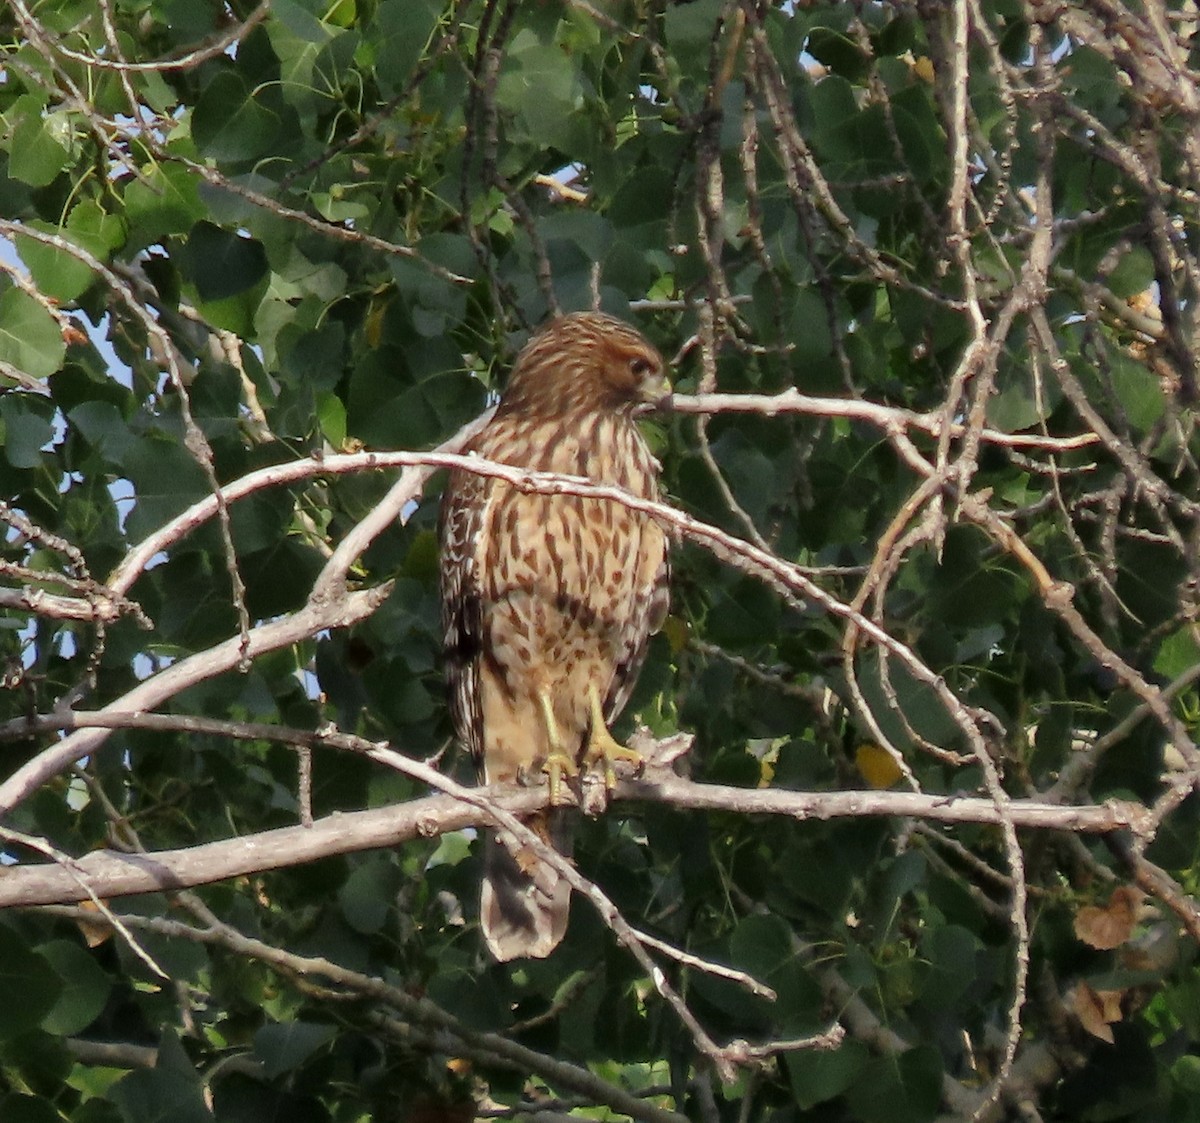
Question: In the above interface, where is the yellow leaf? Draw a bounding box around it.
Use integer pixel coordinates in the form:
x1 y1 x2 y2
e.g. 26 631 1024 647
855 743 903 789
323 0 356 28
76 899 112 948
364 293 389 349
662 615 690 655
912 56 936 83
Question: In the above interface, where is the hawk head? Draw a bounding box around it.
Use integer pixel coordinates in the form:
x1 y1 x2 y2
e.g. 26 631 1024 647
498 311 670 418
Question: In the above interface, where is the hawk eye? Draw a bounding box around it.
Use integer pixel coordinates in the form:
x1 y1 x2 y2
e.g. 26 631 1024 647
629 357 654 378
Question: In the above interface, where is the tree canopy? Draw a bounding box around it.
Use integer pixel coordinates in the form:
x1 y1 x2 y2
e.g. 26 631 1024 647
2 1 1200 1120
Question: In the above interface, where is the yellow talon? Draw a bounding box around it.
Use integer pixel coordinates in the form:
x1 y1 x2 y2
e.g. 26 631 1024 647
584 683 642 790
537 690 578 804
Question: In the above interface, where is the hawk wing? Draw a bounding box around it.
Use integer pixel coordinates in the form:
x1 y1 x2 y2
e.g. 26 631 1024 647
602 479 670 724
438 463 486 770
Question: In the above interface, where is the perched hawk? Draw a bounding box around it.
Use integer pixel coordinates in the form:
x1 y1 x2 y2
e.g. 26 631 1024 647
438 311 671 960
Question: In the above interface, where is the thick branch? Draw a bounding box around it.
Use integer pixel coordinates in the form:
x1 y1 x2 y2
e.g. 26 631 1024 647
0 770 1148 909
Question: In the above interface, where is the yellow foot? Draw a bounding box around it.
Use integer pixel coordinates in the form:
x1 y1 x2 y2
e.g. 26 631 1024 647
537 690 578 804
583 683 642 791
545 748 579 804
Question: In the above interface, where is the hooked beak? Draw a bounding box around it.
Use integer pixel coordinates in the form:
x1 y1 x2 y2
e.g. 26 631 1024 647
640 372 673 409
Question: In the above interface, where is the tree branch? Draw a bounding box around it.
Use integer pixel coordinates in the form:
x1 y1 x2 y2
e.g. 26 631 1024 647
0 758 1149 909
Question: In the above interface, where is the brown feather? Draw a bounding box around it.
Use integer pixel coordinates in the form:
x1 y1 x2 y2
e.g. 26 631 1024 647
438 312 670 960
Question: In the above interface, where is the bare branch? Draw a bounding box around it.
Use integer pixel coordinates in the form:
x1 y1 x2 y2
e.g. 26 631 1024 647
0 724 1148 910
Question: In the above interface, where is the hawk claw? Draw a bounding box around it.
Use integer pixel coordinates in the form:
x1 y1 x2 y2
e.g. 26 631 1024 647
536 684 641 800
584 683 642 791
544 747 579 805
537 690 578 805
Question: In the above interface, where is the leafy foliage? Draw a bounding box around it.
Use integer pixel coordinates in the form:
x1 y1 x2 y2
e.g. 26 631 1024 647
2 1 1200 1120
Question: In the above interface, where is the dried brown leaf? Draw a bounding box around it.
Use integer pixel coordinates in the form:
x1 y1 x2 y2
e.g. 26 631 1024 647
1071 980 1125 1044
1073 885 1144 949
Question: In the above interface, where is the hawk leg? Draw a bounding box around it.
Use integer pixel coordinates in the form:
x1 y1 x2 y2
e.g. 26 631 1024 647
584 682 642 790
536 689 578 804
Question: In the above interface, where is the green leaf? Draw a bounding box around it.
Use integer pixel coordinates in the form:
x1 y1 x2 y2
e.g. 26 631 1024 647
372 0 443 94
496 33 582 148
276 321 346 392
0 393 55 468
705 576 781 647
918 925 980 1011
844 1046 944 1123
17 234 90 305
109 1068 213 1123
890 85 946 184
263 0 338 124
15 202 127 303
810 75 862 164
7 97 70 187
316 390 347 448
74 198 127 250
37 940 112 1036
1107 245 1155 299
1172 1055 1200 1095
1064 46 1124 117
254 1021 337 1078
1110 352 1165 431
227 492 291 555
664 0 725 46
180 221 269 303
1155 628 1200 680
125 164 205 250
855 652 962 751
729 912 792 979
0 925 62 1039
68 400 136 464
192 70 284 162
178 221 270 335
986 376 1047 431
325 0 356 29
728 913 824 1033
785 1040 871 1110
0 288 65 381
122 434 211 539
239 538 324 619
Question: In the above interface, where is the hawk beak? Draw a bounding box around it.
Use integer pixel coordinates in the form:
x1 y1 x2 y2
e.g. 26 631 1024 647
641 373 672 408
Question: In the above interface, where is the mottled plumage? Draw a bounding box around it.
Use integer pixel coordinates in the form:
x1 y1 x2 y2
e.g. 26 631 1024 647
438 311 671 960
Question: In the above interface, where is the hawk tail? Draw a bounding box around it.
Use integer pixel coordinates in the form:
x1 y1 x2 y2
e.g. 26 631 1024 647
480 810 572 961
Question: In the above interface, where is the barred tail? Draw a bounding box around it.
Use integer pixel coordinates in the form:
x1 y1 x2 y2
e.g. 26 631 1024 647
479 811 572 961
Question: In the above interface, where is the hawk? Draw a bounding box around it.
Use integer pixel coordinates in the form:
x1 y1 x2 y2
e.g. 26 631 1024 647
438 311 671 960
